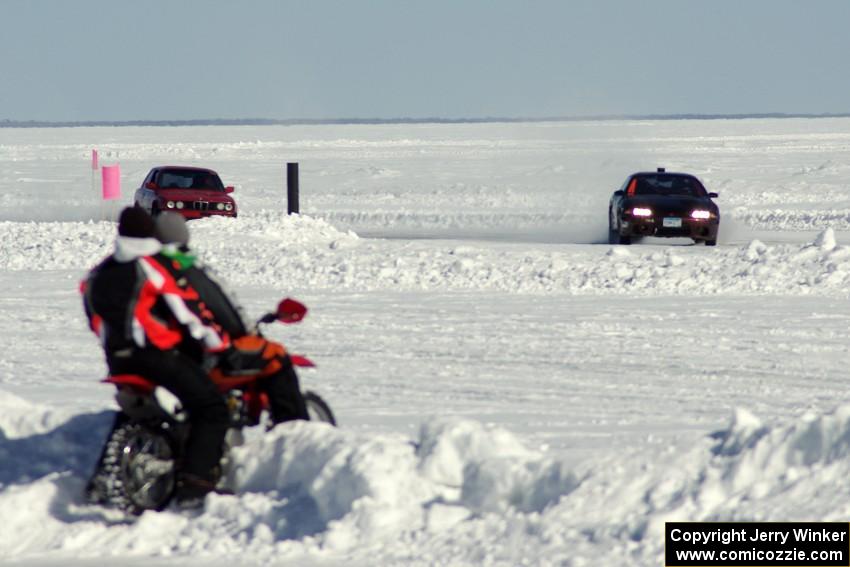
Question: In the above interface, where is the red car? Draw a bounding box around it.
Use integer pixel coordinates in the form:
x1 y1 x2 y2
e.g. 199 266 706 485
134 166 237 219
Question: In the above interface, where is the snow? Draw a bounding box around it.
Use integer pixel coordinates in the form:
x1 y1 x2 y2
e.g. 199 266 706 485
3 118 850 565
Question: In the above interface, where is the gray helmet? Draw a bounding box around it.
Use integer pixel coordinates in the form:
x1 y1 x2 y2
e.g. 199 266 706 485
154 212 190 246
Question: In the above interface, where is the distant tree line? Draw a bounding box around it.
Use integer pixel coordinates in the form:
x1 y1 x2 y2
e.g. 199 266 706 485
1 114 850 128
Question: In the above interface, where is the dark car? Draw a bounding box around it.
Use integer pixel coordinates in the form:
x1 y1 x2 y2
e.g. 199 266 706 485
608 168 719 245
133 166 237 219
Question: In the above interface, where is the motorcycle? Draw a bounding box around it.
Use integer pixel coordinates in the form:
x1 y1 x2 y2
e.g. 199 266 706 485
85 298 335 515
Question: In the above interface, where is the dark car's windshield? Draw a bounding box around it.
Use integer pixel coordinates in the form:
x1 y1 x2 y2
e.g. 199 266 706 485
628 174 707 197
156 170 224 191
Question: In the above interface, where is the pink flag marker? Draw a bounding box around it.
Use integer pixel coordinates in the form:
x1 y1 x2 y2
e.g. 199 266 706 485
101 165 121 201
92 149 98 170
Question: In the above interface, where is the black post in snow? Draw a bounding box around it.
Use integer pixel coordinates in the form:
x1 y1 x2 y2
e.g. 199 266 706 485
287 162 300 215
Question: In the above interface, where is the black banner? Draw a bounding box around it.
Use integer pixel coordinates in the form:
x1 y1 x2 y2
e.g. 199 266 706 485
666 522 849 566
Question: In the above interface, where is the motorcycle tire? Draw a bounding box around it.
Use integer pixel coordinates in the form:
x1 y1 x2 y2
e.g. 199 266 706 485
304 390 337 426
94 421 177 515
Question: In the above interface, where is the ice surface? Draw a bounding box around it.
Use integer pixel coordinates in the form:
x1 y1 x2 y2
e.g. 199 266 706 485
3 119 850 565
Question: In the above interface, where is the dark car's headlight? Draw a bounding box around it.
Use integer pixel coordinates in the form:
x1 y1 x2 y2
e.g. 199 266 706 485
691 209 711 219
632 207 652 217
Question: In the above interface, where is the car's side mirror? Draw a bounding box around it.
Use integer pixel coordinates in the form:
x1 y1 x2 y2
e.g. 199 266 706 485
613 190 624 197
225 186 234 194
145 181 158 190
708 192 719 198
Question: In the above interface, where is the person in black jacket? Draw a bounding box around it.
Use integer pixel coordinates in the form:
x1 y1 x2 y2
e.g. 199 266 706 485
154 212 309 424
82 207 230 508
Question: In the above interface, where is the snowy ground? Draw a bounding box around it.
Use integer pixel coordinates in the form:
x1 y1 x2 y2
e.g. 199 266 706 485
3 119 850 565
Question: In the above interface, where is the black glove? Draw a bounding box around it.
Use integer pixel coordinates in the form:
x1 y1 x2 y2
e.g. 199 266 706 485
214 345 266 375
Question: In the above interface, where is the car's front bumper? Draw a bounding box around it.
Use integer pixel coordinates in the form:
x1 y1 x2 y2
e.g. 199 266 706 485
621 217 718 240
172 209 237 220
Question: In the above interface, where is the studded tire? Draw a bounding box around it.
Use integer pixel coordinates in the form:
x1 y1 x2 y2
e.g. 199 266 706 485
88 422 176 515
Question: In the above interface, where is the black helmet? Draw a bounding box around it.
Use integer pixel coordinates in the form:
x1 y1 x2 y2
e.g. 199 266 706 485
117 206 155 238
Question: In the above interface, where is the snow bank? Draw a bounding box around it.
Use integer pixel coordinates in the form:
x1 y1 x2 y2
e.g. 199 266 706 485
0 213 357 273
513 404 850 566
190 225 850 296
8 388 850 565
0 391 110 492
0 392 578 563
733 209 850 231
0 390 74 439
395 403 850 566
5 213 850 297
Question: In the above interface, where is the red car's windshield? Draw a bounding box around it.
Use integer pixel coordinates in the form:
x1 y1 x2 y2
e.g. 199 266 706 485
628 174 707 197
156 170 224 191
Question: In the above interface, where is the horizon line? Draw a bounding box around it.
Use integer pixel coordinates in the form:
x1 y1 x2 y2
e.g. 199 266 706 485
2 112 850 128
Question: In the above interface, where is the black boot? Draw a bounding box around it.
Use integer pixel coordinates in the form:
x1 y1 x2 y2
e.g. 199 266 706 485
174 473 217 510
266 359 310 424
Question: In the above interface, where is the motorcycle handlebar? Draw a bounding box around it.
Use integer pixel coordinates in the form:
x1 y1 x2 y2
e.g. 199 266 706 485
254 298 308 329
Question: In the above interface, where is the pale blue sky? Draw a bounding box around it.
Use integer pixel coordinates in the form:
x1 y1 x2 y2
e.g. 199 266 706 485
2 0 849 121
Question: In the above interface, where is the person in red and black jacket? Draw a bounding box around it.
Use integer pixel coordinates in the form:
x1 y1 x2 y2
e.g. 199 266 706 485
81 206 230 507
153 212 309 425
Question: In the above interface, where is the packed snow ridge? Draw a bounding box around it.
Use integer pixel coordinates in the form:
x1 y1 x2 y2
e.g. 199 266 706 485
2 212 850 297
3 389 850 565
